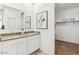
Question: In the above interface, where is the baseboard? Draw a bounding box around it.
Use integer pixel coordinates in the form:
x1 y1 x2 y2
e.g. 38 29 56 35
56 39 79 45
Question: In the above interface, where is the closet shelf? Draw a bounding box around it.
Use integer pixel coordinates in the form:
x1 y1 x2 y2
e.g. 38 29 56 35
56 20 79 23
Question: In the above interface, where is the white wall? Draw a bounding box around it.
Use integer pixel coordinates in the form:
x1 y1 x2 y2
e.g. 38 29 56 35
56 7 79 44
56 7 79 22
33 3 55 54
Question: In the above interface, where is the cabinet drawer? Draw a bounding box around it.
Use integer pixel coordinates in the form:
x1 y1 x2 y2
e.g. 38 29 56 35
16 38 28 55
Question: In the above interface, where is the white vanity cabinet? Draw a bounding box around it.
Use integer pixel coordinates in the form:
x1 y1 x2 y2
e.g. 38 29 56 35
16 38 28 55
0 33 40 55
16 34 40 55
28 35 40 54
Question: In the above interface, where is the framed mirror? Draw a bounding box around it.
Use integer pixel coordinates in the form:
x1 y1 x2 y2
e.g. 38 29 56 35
0 5 4 29
24 16 31 29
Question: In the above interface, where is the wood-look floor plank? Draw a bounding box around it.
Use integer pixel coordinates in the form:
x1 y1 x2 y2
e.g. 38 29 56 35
55 40 79 55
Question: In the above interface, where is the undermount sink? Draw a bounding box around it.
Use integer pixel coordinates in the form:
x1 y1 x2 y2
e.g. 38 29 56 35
24 31 35 33
0 35 2 41
16 31 35 35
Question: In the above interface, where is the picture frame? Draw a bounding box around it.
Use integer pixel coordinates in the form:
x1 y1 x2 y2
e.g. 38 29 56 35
36 11 48 29
24 16 31 29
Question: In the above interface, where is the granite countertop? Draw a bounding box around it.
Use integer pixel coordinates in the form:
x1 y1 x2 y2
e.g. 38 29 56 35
0 31 40 42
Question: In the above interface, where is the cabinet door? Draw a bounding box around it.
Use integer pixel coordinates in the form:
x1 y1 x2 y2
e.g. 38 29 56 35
1 40 18 55
2 44 16 55
0 47 2 55
28 35 40 54
0 43 2 55
16 38 28 55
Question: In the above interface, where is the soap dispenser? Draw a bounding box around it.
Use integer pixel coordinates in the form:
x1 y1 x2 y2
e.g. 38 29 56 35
1 25 5 29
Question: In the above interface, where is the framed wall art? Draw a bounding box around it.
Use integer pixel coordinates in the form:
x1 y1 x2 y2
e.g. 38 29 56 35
25 16 31 29
36 11 48 29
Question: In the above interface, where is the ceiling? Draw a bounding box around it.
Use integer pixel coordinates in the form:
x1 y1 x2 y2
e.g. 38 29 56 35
2 3 79 13
55 3 79 13
1 3 34 12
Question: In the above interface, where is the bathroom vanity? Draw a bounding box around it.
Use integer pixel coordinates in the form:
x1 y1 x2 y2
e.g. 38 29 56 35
0 31 40 55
